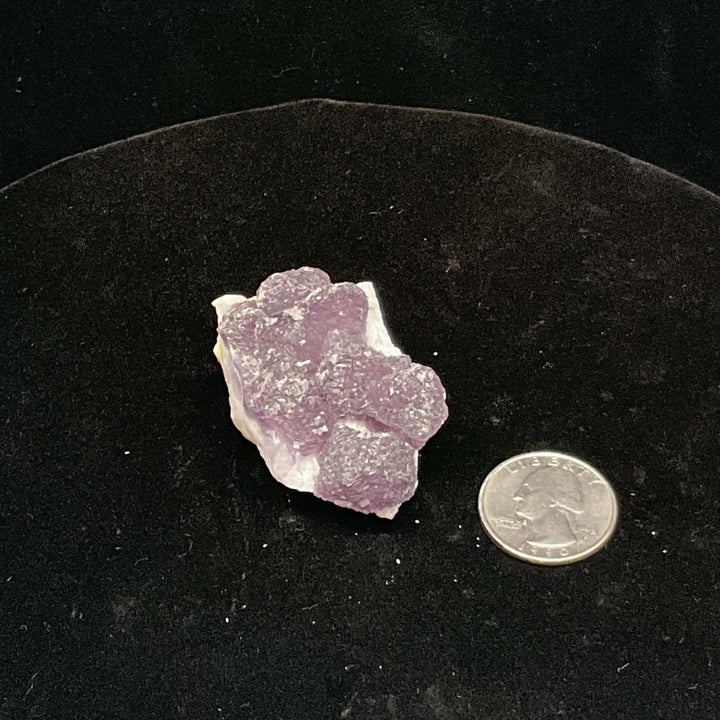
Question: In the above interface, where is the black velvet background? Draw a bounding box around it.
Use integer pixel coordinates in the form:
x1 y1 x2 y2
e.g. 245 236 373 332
2 100 719 718
3 1 720 194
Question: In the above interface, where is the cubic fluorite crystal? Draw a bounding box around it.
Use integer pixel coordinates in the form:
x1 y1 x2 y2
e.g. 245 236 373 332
213 267 448 518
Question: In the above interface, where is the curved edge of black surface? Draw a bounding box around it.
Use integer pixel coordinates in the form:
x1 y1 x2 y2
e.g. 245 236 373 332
3 98 719 205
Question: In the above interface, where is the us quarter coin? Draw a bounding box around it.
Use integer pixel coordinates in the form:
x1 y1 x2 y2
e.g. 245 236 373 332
478 451 618 565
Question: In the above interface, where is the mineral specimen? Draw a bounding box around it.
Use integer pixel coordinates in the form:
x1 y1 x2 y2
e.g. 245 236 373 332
212 267 448 518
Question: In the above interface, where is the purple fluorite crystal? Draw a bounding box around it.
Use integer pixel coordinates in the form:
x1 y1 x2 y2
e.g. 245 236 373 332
213 267 448 518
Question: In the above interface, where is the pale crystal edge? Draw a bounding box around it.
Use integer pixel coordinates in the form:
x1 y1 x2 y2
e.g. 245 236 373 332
212 280 418 518
213 333 318 492
356 281 403 357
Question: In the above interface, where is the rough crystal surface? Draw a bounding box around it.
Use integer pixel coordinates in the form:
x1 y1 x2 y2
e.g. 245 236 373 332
315 422 418 513
213 267 448 518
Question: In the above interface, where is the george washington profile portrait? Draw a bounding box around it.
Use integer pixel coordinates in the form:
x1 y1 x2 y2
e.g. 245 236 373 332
512 466 587 548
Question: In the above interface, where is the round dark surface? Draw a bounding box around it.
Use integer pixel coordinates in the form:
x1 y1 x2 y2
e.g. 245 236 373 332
2 100 719 719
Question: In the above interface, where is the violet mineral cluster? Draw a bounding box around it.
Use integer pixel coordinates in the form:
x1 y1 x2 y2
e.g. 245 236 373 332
212 267 448 518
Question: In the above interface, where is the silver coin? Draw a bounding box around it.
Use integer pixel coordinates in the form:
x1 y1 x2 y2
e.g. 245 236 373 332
478 451 618 565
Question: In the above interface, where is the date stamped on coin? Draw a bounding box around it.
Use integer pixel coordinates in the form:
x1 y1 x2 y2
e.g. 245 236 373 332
478 451 618 565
